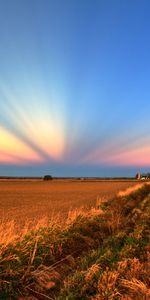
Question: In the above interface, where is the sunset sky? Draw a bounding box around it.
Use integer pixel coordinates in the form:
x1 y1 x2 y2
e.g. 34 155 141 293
0 0 150 177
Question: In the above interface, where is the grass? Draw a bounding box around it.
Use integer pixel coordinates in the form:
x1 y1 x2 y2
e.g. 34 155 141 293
0 183 150 299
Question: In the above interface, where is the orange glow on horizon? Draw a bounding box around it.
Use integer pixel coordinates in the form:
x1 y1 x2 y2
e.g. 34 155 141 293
0 152 19 164
0 126 43 164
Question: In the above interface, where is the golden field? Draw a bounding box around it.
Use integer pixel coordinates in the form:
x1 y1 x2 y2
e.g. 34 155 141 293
0 179 139 226
0 182 150 299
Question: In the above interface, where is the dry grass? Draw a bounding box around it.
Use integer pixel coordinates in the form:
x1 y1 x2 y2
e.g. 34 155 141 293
121 278 150 298
117 183 148 196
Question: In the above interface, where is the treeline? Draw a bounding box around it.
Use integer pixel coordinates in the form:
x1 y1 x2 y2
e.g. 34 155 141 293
0 176 43 180
0 176 136 180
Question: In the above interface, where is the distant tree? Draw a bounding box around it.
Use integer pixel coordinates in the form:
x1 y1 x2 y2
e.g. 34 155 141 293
43 175 53 181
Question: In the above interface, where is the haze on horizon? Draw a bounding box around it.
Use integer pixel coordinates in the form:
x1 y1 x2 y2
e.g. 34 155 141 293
0 0 150 177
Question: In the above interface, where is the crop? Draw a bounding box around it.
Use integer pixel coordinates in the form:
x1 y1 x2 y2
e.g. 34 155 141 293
0 180 138 228
0 183 150 299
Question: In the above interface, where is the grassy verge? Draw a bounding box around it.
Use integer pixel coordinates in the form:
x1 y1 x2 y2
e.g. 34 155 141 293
0 184 150 299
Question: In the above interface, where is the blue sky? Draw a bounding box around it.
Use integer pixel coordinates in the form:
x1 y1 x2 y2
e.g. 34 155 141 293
0 0 150 176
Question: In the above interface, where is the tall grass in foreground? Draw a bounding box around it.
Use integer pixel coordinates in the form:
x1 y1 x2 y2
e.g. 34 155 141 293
0 184 150 299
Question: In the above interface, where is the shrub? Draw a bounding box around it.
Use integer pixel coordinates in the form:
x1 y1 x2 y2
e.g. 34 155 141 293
43 175 53 181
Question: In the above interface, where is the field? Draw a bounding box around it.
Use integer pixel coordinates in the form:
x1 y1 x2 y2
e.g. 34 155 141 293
0 182 150 299
0 180 139 227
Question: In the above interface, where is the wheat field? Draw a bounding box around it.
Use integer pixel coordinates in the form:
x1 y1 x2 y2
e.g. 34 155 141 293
0 179 139 227
0 181 149 299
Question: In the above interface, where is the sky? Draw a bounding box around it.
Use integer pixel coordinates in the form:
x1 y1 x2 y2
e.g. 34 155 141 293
0 0 150 177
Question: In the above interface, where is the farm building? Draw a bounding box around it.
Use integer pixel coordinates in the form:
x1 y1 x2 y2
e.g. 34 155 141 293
136 172 150 180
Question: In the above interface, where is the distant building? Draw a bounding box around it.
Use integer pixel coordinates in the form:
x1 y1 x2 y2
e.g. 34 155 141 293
141 173 149 180
136 172 150 180
135 172 141 180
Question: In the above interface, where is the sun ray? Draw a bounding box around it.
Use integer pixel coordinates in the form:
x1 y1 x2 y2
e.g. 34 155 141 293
0 126 43 164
